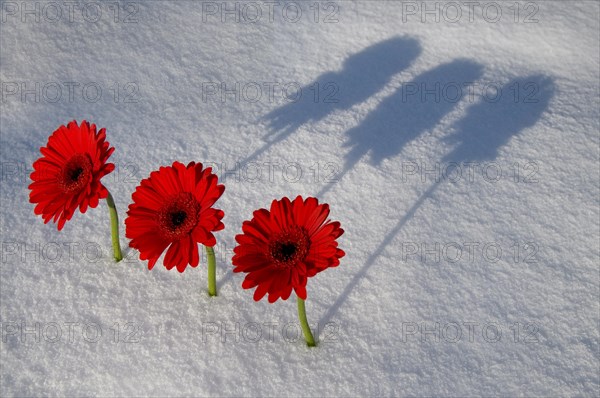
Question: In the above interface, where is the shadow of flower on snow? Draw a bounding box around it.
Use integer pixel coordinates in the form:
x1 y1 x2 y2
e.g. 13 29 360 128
317 75 556 332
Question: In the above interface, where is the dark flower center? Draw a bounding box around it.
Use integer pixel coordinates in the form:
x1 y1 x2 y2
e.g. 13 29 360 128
170 211 187 227
158 193 200 240
69 167 84 181
60 154 92 193
269 227 310 268
278 243 297 261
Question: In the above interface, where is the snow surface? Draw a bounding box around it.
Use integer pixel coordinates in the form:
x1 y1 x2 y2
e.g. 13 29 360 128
1 0 599 396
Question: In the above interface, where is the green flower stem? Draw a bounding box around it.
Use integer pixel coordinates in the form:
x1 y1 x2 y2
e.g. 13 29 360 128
206 245 217 296
297 297 316 347
106 191 123 262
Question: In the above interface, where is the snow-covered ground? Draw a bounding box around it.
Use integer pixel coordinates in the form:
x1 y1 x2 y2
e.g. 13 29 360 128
1 1 599 396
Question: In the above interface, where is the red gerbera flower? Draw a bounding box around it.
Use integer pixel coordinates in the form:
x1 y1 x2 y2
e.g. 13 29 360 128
232 196 345 303
29 120 115 230
125 161 225 275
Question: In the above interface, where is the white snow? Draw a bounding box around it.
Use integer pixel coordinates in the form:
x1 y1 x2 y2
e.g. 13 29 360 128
1 1 599 396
